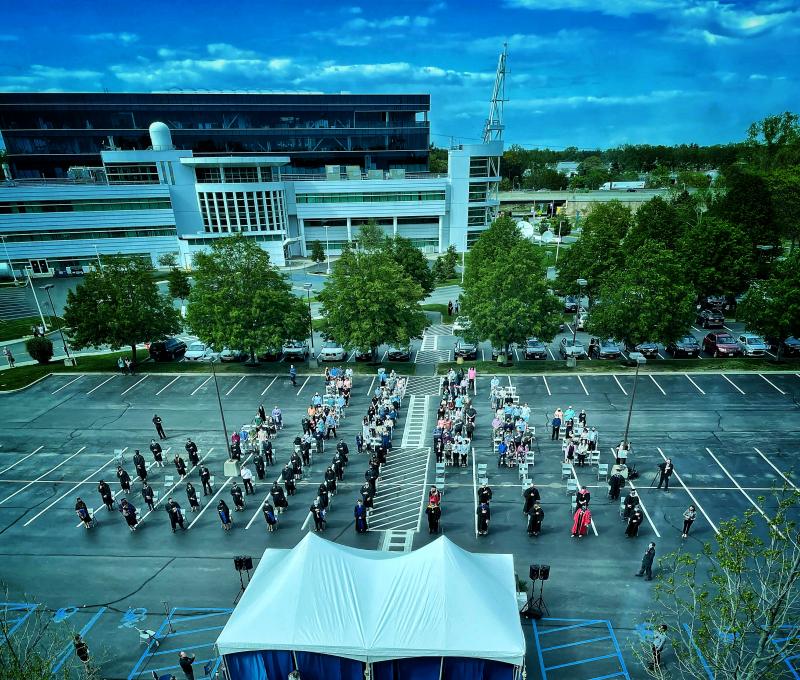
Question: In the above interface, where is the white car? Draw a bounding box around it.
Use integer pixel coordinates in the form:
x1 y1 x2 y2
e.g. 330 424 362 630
319 340 346 362
737 333 769 357
184 341 214 361
452 316 471 334
219 348 247 362
576 310 588 331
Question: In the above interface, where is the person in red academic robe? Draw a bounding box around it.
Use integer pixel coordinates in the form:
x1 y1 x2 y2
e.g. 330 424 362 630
571 503 592 538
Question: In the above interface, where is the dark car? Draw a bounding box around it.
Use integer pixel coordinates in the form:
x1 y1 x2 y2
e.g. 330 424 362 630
588 338 622 360
148 338 187 362
667 336 701 358
387 344 412 361
766 336 800 357
697 308 725 329
524 337 548 360
628 341 660 358
454 341 478 360
355 348 376 362
703 332 740 357
257 347 282 362
563 296 579 313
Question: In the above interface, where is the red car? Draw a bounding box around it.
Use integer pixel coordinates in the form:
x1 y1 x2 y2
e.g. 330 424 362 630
703 332 740 358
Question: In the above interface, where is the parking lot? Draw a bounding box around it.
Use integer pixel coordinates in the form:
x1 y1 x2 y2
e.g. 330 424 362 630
1 367 799 678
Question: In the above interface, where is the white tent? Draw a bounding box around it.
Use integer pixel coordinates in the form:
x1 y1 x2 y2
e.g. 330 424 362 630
216 533 526 666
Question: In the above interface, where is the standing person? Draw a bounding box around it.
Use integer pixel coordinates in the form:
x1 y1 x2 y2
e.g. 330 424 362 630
199 465 213 495
230 483 245 511
75 498 92 528
477 501 491 536
132 450 147 482
97 480 114 511
263 500 278 532
3 347 15 368
608 471 625 501
650 625 668 671
185 483 200 512
185 438 199 467
522 482 541 515
571 503 592 538
551 412 562 440
141 482 155 511
289 364 297 387
478 483 492 505
527 502 544 537
119 499 138 532
153 414 166 440
636 542 656 580
178 651 196 680
454 300 460 315
257 403 267 423
116 466 132 494
626 508 644 537
426 501 442 534
117 356 125 374
217 500 232 531
173 454 187 479
310 501 325 532
241 464 255 495
447 300 454 316
271 482 288 513
623 490 639 519
467 365 477 394
657 458 674 490
354 499 368 533
682 505 697 538
165 498 185 532
150 439 164 467
253 453 266 481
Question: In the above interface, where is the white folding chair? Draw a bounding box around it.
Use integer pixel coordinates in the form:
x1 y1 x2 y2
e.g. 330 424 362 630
477 463 488 477
597 463 609 481
570 494 576 513
566 478 578 495
561 463 571 480
163 475 174 487
525 453 535 468
521 477 531 489
590 451 600 467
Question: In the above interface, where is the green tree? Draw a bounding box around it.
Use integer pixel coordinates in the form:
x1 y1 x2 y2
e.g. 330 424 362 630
428 144 448 174
622 196 684 255
746 111 800 170
433 245 460 283
187 236 309 360
63 256 180 363
767 166 800 252
676 170 712 189
167 267 191 303
636 490 800 679
356 220 387 251
463 215 521 287
386 236 435 298
587 242 695 348
317 248 427 356
309 240 326 264
25 336 53 364
646 165 672 188
710 166 779 250
157 252 178 268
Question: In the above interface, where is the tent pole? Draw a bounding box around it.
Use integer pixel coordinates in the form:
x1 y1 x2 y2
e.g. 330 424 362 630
292 650 299 672
364 661 372 680
438 656 444 680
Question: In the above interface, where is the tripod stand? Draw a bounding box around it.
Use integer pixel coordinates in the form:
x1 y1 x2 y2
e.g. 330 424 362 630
519 580 549 619
649 469 660 488
530 579 549 617
233 567 252 604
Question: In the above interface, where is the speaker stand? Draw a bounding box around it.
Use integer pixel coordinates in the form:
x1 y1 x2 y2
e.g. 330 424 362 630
531 581 549 617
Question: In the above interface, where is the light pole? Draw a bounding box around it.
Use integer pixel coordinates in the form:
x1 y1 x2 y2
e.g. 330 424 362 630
572 278 587 346
93 245 103 271
209 356 232 459
323 224 331 275
622 353 647 446
1 235 17 283
303 283 315 353
555 220 563 264
25 268 48 332
41 283 75 365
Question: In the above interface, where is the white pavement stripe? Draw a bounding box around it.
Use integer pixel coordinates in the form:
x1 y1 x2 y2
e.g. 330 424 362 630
0 447 85 505
722 374 745 395
296 376 310 396
759 374 786 395
416 447 432 533
706 447 783 538
685 374 705 394
189 477 233 529
656 447 717 535
245 490 272 529
547 347 556 361
649 375 666 396
87 375 117 395
190 376 213 396
0 445 43 476
608 448 659 538
225 376 245 396
753 447 800 492
24 455 117 526
569 465 598 536
657 352 665 360
156 376 180 396
120 375 148 396
577 375 589 396
507 375 513 387
613 375 627 396
260 376 277 396
366 376 376 396
51 375 84 394
542 376 551 396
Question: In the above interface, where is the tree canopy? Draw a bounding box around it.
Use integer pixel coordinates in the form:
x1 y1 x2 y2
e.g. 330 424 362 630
622 196 684 255
186 236 309 358
63 256 180 362
386 236 435 298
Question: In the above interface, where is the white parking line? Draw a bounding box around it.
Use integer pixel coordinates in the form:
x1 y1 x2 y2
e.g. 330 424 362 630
759 374 786 395
0 447 85 505
765 351 776 358
576 375 589 396
547 347 556 361
514 348 521 362
188 477 233 529
365 376 376 396
296 376 310 396
657 352 665 360
245 489 273 529
120 375 148 396
507 375 513 387
542 375 551 396
86 375 117 395
51 375 84 394
685 374 705 394
190 376 213 396
691 326 704 334
649 375 666 396
721 374 745 395
612 375 627 395
656 447 717 534
156 376 180 396
0 445 43 476
481 348 486 361
347 350 356 362
381 349 388 362
608 448 659 537
569 465 598 536
225 376 245 396
260 376 277 396
753 447 800 492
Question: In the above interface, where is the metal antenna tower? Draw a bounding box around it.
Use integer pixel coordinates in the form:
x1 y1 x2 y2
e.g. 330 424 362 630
482 43 508 143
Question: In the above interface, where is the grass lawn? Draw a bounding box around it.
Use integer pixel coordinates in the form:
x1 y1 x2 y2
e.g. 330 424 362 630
422 304 456 323
0 316 66 342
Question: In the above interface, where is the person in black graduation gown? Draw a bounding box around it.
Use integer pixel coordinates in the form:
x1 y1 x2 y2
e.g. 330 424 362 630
576 486 590 511
141 482 155 511
478 484 492 504
426 502 441 534
116 466 132 494
522 482 540 515
98 481 114 510
132 450 148 481
360 482 374 510
311 501 325 531
199 466 213 495
75 498 92 528
324 466 337 495
230 483 245 511
354 499 368 533
166 498 184 532
185 439 200 467
626 508 643 537
336 440 349 464
253 453 266 480
173 455 187 478
477 502 491 535
271 482 288 513
608 472 625 501
527 502 544 536
623 490 639 519
263 501 278 532
282 464 296 496
217 500 232 530
263 439 274 466
150 440 164 467
317 483 330 511
185 482 200 512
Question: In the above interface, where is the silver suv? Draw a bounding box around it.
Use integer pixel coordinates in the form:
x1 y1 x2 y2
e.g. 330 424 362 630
737 333 768 357
282 340 309 359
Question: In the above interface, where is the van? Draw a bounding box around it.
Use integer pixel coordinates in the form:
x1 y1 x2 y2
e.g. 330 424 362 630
149 338 187 361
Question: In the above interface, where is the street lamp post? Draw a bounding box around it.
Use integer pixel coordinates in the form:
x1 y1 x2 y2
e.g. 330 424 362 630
25 268 48 332
572 278 588 347
622 353 647 446
1 235 17 283
303 283 315 353
209 356 232 459
323 224 331 275
41 283 75 365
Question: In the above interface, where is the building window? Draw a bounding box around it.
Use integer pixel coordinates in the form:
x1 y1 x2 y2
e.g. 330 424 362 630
198 190 287 234
223 166 260 183
0 197 171 213
467 206 490 227
295 191 445 204
105 163 160 184
0 227 177 242
195 167 222 183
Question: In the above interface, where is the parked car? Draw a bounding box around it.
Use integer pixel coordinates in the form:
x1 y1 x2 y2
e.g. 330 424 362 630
184 341 214 361
778 336 800 357
454 340 478 360
148 338 187 362
282 340 309 360
220 348 247 362
697 308 725 329
319 340 346 362
667 335 702 358
524 337 548 360
737 333 769 357
355 348 376 362
576 310 588 331
703 332 740 357
628 341 660 358
387 344 412 361
452 316 471 334
563 296 579 313
257 347 282 362
559 337 586 359
588 338 622 360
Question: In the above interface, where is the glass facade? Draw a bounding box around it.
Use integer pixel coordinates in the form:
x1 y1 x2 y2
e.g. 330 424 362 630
105 163 160 184
198 189 286 233
1 226 177 242
296 191 445 204
0 197 172 213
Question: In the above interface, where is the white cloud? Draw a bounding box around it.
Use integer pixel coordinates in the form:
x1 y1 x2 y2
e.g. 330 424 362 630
508 89 692 110
29 65 103 79
749 73 768 80
81 32 139 44
504 0 665 17
341 5 362 13
206 43 259 59
468 28 597 53
429 1 447 11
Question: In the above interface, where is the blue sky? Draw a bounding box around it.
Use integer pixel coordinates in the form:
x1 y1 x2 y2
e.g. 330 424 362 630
1 0 798 149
